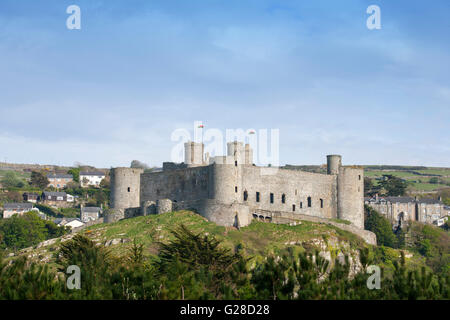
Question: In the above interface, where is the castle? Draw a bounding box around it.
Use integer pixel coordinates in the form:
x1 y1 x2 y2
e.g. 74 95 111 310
108 141 371 239
365 195 447 230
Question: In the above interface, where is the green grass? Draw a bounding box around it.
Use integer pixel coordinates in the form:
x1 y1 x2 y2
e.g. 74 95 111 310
84 210 366 259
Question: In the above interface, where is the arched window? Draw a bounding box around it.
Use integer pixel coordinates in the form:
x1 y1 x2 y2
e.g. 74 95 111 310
307 197 312 207
292 204 296 211
243 191 248 201
281 194 286 203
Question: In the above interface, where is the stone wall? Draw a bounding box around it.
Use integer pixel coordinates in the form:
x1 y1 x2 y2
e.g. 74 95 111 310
140 166 210 203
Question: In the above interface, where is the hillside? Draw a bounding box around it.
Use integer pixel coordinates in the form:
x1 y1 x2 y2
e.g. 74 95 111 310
7 210 429 276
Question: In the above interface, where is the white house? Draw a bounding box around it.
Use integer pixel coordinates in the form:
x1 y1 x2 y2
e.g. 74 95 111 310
54 218 85 229
80 171 106 188
2 203 34 219
81 206 102 223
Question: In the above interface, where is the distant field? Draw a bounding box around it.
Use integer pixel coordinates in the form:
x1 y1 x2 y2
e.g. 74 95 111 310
0 169 31 180
364 167 450 192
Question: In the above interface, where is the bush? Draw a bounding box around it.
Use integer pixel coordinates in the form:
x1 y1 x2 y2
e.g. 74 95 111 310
364 205 398 248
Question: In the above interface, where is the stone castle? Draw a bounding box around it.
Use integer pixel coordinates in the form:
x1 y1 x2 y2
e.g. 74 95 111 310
365 195 447 230
108 141 373 243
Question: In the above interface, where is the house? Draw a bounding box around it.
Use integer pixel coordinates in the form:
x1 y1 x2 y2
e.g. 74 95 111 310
80 206 102 223
42 191 67 202
53 218 85 229
2 202 34 218
23 192 40 203
47 173 73 188
80 171 105 188
365 195 446 229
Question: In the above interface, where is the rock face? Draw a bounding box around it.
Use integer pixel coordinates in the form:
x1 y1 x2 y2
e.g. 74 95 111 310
301 237 363 279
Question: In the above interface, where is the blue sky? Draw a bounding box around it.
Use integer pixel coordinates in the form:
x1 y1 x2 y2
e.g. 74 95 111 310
0 0 449 168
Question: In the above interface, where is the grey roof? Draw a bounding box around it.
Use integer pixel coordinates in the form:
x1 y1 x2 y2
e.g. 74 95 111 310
80 171 105 176
3 202 33 210
47 173 73 179
417 198 443 205
366 196 443 205
42 191 67 197
53 218 82 225
383 196 416 203
81 207 101 213
23 192 40 196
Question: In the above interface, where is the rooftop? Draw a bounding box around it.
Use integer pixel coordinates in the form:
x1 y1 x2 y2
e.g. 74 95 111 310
3 202 33 210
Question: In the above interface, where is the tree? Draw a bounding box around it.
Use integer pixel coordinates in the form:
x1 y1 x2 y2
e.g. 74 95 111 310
30 171 49 189
364 205 398 247
364 177 376 197
130 160 149 170
378 175 408 196
68 168 80 183
0 211 48 250
0 171 24 189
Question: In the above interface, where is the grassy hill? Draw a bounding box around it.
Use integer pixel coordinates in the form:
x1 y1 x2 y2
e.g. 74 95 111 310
7 210 431 277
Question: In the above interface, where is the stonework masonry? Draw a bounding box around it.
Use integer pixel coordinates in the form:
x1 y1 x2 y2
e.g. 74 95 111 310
109 141 375 244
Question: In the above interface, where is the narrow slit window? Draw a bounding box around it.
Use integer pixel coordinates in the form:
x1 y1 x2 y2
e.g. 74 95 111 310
292 204 296 211
256 192 260 202
308 197 312 207
235 186 238 193
127 187 131 192
270 193 274 204
243 191 248 201
281 194 286 204
320 199 324 208
300 202 303 208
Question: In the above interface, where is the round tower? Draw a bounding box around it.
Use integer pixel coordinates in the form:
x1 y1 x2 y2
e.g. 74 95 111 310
184 141 204 167
327 155 342 175
337 166 364 229
110 167 144 212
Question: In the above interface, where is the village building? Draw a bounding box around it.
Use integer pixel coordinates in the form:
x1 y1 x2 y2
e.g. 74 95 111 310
54 218 85 229
23 192 40 203
364 195 446 229
2 202 34 218
80 206 102 223
47 173 73 188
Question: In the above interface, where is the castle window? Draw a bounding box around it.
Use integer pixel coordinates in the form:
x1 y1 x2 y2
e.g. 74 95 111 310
281 194 286 204
358 175 361 180
256 192 260 202
292 204 296 211
127 187 131 192
320 199 324 208
235 161 238 166
270 193 274 204
300 202 303 208
244 191 248 201
307 197 312 207
235 186 238 193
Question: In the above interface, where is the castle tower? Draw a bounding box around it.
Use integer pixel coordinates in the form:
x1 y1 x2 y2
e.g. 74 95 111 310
110 167 144 218
244 143 253 165
327 155 342 175
227 141 245 165
184 141 204 167
337 166 364 229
